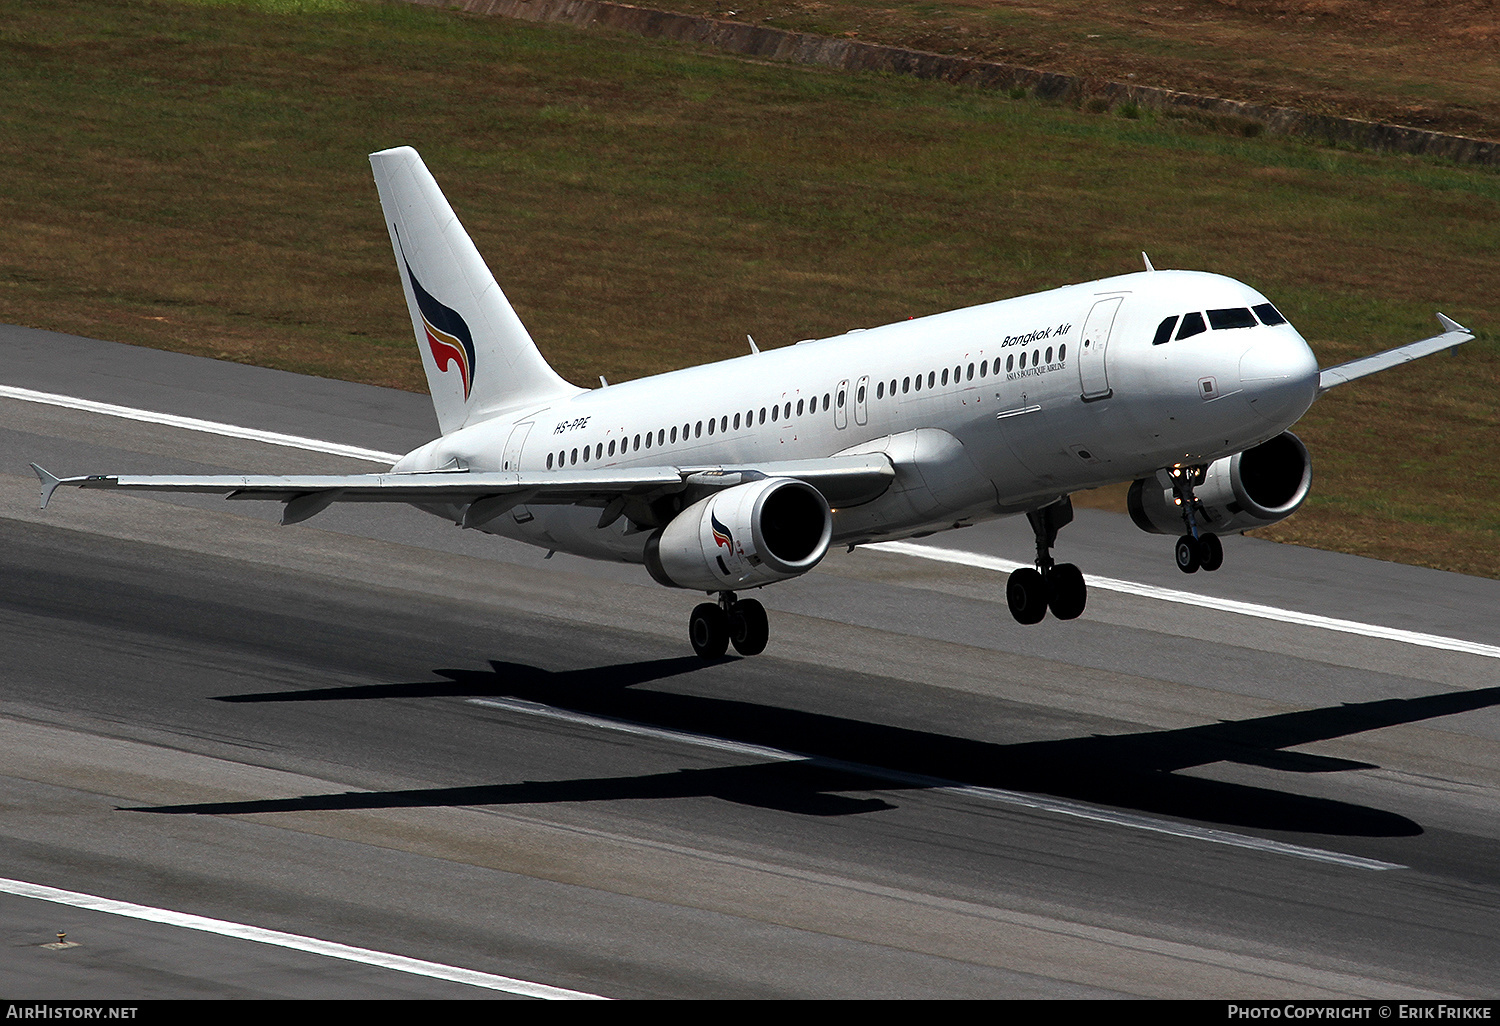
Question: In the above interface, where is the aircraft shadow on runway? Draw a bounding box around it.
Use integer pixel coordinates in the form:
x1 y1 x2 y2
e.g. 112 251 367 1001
138 662 1500 836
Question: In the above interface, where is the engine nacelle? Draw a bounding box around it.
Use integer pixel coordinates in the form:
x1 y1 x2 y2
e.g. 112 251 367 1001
644 477 832 591
1128 431 1312 536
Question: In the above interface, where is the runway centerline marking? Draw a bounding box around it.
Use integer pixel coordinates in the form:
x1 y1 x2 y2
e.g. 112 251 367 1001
0 876 605 999
11 385 1492 662
470 697 1405 872
870 540 1500 661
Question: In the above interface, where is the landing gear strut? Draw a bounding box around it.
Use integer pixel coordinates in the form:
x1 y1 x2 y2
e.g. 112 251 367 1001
1007 497 1087 625
1166 465 1223 574
690 591 769 659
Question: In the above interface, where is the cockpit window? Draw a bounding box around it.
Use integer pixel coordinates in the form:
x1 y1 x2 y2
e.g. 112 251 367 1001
1176 312 1206 340
1253 302 1287 326
1208 308 1257 330
1153 315 1179 346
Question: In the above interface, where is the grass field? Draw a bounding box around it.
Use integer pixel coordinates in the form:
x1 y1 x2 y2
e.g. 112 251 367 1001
679 0 1500 142
2 0 1498 573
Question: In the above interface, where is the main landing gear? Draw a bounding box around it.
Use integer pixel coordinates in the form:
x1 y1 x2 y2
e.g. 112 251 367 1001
689 591 769 659
1166 465 1224 574
1007 497 1087 625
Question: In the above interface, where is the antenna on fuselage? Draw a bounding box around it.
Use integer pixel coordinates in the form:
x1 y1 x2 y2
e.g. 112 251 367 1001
1142 252 1156 272
747 334 760 355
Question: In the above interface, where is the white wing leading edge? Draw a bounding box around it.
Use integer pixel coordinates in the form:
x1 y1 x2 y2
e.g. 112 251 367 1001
1316 313 1474 394
31 455 895 529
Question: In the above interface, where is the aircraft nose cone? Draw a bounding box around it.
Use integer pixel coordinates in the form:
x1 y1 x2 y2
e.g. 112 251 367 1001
1240 337 1319 428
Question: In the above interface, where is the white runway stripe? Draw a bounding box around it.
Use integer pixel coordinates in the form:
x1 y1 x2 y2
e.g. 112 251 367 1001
0 876 606 999
0 385 403 464
871 540 1500 661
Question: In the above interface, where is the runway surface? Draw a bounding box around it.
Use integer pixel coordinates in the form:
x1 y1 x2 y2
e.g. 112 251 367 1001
2 323 1499 998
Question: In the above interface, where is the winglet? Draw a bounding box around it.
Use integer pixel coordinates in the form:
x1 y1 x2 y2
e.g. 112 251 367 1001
30 463 63 509
1437 312 1467 334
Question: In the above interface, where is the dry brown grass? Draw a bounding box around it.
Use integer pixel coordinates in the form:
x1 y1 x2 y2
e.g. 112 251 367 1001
688 0 1500 140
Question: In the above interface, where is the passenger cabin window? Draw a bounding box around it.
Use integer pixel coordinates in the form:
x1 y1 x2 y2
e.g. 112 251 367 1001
1059 344 1066 361
1153 315 1179 346
1253 303 1287 326
1176 312 1207 340
1208 307 1257 330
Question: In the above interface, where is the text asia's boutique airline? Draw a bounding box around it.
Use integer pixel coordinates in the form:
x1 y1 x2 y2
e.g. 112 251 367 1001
34 148 1475 658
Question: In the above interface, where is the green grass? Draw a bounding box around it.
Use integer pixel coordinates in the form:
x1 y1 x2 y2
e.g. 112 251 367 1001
2 0 1499 573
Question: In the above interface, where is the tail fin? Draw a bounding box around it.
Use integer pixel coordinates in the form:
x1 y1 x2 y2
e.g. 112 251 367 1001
369 146 581 434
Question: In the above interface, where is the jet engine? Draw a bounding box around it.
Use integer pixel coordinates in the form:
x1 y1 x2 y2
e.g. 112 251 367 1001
644 477 833 591
1127 431 1312 536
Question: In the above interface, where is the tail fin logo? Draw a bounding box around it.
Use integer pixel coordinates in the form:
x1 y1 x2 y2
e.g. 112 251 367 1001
396 227 477 400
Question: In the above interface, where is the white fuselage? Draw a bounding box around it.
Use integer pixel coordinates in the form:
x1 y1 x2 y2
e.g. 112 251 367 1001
392 269 1320 566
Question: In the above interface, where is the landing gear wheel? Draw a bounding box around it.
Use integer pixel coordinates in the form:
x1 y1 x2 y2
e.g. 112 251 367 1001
1007 568 1048 625
689 602 729 659
1175 535 1200 574
728 599 769 656
1045 563 1087 620
1196 532 1223 572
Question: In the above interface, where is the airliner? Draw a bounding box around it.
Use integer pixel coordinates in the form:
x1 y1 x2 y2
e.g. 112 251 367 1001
32 147 1475 658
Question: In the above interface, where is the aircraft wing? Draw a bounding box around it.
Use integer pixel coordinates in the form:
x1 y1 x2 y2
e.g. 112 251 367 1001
31 454 894 527
1316 313 1474 394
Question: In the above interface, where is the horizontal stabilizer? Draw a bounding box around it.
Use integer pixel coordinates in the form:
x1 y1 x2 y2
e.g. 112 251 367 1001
1317 314 1475 393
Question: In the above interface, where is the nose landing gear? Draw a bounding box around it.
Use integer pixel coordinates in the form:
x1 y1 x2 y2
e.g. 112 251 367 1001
1166 465 1223 574
690 591 769 659
1007 497 1088 624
